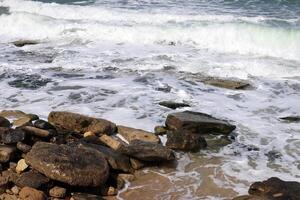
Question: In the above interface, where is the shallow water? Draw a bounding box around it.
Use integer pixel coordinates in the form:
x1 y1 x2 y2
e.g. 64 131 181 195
0 0 299 199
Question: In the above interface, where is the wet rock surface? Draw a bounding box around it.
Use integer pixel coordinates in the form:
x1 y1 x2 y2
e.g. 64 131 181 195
117 125 160 143
0 117 10 128
203 77 251 90
158 101 190 109
25 142 109 186
8 74 51 90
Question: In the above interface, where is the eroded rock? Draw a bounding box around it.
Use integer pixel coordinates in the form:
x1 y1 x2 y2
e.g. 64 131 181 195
117 125 160 143
166 131 207 151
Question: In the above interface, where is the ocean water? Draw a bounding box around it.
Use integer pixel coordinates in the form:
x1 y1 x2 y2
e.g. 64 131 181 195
0 0 299 199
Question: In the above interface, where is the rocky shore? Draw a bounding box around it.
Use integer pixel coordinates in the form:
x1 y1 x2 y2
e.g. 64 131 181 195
0 109 299 200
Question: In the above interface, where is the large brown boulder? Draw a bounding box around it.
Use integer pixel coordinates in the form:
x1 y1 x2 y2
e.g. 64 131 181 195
117 125 160 143
120 140 175 162
48 111 116 135
25 142 109 187
166 111 236 135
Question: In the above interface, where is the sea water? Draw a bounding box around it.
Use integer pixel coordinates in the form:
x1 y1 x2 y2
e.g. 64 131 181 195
0 0 299 199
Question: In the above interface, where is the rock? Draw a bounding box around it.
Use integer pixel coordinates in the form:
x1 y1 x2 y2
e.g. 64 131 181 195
154 126 167 136
16 159 28 173
232 195 266 200
12 40 39 47
99 135 124 151
248 177 300 200
84 131 95 137
0 117 10 128
76 142 132 173
118 174 135 182
130 158 145 170
33 119 56 130
203 78 250 90
12 117 32 127
8 74 51 90
48 111 116 135
0 128 25 144
25 142 109 186
280 116 300 123
205 134 232 150
158 101 190 109
19 187 46 200
49 186 67 198
0 110 27 119
117 125 160 143
11 186 19 195
71 193 103 200
20 126 52 138
166 131 207 151
16 171 49 189
0 193 18 200
120 140 175 162
16 142 31 153
0 145 16 163
166 111 236 135
0 170 18 187
101 186 118 196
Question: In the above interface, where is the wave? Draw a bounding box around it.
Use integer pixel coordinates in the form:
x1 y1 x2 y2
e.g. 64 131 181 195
0 0 300 61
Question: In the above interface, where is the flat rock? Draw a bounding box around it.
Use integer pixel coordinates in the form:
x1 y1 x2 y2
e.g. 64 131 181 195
117 125 160 143
19 187 46 200
71 193 103 200
16 171 49 189
0 128 25 144
120 140 175 162
0 145 16 163
12 40 39 47
20 126 52 138
248 177 300 200
166 131 207 151
166 111 236 135
280 116 300 123
203 78 250 90
158 101 190 109
48 111 116 135
12 117 32 127
25 142 109 186
0 117 10 128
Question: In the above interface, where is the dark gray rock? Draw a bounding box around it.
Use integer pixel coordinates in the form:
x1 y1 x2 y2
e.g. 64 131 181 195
166 130 207 151
120 140 175 162
48 111 116 135
159 101 190 109
12 40 38 47
25 142 109 187
16 171 49 189
0 117 10 128
280 116 300 123
0 128 25 144
166 111 236 135
33 120 56 130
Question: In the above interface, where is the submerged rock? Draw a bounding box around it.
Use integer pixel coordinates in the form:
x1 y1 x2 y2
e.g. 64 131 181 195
203 78 251 90
120 140 175 162
234 177 300 200
166 130 207 151
0 117 10 128
166 111 236 135
117 125 160 143
48 111 116 135
8 74 51 90
158 101 190 109
279 116 300 123
12 40 39 47
25 142 109 187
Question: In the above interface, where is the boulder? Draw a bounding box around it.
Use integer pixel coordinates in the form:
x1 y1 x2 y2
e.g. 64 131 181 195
203 78 250 90
19 187 46 200
117 125 160 143
248 177 300 200
20 126 52 138
0 128 25 144
16 171 49 189
0 117 10 128
0 145 16 163
166 131 207 151
48 111 116 135
166 111 236 135
25 142 109 186
120 140 175 162
158 101 190 109
49 186 67 198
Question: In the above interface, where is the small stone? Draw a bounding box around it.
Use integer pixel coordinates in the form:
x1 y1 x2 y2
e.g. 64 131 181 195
280 116 300 123
0 128 25 144
16 171 49 189
49 186 67 198
16 142 31 153
21 126 52 138
11 186 19 195
117 125 160 144
0 117 10 128
203 77 250 90
83 131 95 137
13 117 32 127
33 119 55 130
19 187 46 200
118 174 135 182
16 159 28 174
101 186 118 196
0 145 16 163
12 40 39 47
158 101 190 109
154 126 167 136
130 158 145 170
